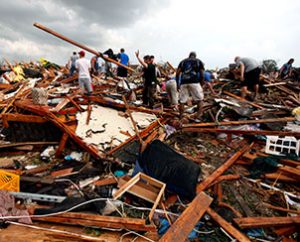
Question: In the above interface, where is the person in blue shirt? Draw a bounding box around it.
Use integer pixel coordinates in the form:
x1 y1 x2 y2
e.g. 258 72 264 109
117 48 130 78
203 71 216 95
279 58 294 79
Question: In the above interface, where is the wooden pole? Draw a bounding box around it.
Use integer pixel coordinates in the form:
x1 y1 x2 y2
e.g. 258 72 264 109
122 96 143 145
182 128 300 137
33 22 134 72
159 192 213 242
183 117 295 128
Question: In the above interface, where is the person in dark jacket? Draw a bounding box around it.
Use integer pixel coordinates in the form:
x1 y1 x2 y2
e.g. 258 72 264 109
176 51 205 120
135 50 158 108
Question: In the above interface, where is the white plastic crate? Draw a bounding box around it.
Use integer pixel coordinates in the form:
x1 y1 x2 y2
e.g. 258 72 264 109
265 136 300 156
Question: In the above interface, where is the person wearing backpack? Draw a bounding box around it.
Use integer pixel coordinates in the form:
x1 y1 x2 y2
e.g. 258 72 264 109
176 52 205 120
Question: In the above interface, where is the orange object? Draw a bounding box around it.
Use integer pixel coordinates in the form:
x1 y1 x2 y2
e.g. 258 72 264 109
0 169 20 192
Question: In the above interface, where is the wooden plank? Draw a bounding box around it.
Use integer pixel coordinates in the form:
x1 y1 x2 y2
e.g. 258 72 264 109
118 176 159 203
34 23 134 72
94 177 118 187
207 208 250 242
209 174 241 187
0 141 58 149
278 166 300 180
264 173 298 183
51 167 73 177
234 216 300 229
15 100 104 159
113 173 141 200
1 113 46 123
33 213 156 232
223 90 264 109
183 128 300 137
108 118 167 156
149 182 166 220
262 202 300 215
197 144 252 193
55 133 69 157
159 192 212 242
183 117 295 128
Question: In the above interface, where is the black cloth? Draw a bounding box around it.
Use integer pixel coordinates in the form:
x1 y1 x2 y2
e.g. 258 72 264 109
144 64 157 87
177 57 204 85
103 49 117 60
117 67 128 77
138 140 201 200
243 67 261 89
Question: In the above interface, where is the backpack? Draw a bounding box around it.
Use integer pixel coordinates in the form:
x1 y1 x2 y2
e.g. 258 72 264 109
181 58 200 80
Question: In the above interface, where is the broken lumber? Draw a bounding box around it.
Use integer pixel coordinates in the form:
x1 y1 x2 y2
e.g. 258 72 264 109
223 91 264 109
234 216 300 229
33 212 156 232
207 208 250 242
55 133 69 157
197 144 252 193
182 128 300 137
159 192 212 242
15 100 104 159
34 23 134 72
183 117 295 128
1 114 46 127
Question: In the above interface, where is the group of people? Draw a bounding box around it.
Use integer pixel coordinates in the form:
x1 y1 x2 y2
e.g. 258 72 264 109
67 48 296 121
67 48 130 96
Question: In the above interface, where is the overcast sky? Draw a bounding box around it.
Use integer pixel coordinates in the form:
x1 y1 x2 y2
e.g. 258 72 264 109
0 0 299 69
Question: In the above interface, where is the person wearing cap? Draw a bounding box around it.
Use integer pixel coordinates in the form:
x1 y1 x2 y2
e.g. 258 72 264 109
116 48 130 78
234 56 261 99
135 50 158 108
176 51 205 120
75 50 93 95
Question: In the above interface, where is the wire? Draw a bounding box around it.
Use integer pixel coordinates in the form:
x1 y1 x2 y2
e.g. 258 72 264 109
0 197 180 220
220 227 237 242
55 178 84 197
0 197 109 220
119 229 155 242
192 228 215 234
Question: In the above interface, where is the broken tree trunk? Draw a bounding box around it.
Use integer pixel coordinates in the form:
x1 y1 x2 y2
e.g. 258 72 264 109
33 23 134 72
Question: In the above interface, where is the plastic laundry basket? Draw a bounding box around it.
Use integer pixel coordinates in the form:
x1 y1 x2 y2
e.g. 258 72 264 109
0 170 20 192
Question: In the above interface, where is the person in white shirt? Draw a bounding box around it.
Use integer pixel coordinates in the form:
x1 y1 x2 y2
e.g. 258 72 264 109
75 50 93 95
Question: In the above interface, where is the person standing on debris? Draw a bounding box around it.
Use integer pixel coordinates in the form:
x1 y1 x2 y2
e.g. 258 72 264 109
135 51 158 108
166 71 179 110
102 49 117 79
69 52 78 76
90 55 99 76
234 56 261 99
75 51 93 95
176 51 205 120
117 48 130 78
279 58 294 79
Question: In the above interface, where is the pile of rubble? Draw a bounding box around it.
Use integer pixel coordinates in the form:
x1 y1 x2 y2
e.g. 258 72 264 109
0 27 299 242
